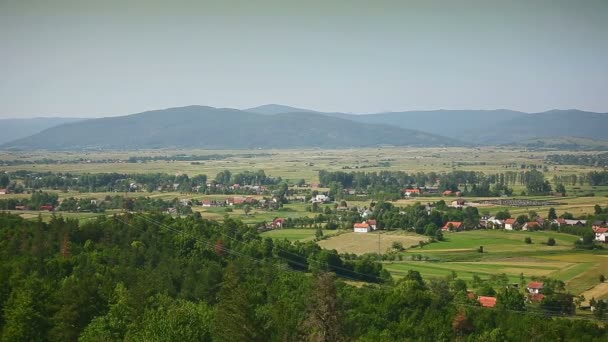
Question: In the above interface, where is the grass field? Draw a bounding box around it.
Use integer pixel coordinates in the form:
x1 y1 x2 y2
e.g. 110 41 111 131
316 229 608 297
260 229 339 242
318 231 428 255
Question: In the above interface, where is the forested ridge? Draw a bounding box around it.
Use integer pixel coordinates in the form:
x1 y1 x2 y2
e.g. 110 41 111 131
0 212 606 341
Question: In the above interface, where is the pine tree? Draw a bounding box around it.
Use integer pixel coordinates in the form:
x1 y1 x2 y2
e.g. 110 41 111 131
305 272 344 342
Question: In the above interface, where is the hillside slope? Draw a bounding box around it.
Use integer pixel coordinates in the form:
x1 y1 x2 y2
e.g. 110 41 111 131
2 106 460 150
0 117 83 144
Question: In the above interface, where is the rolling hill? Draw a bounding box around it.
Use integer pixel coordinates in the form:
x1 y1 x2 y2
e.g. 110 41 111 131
0 117 84 145
1 106 460 150
260 107 608 146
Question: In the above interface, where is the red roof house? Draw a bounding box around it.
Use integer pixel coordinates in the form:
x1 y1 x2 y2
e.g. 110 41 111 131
527 281 544 294
478 296 497 308
442 221 463 231
354 222 372 233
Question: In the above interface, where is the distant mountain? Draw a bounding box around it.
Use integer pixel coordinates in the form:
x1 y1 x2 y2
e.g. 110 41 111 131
0 117 84 144
2 106 460 150
473 110 608 144
245 104 318 115
512 136 608 151
327 110 525 139
257 107 608 146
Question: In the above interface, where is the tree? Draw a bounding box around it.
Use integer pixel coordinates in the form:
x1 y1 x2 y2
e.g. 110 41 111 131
211 264 260 342
305 272 344 342
600 274 606 283
315 227 324 239
0 174 9 188
524 237 532 244
547 237 556 246
495 210 511 220
496 287 525 311
548 207 557 220
243 204 251 216
555 183 566 196
391 241 404 251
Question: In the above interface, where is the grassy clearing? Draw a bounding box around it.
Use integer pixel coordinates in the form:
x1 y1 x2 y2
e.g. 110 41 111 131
318 231 428 255
260 229 339 242
417 230 579 253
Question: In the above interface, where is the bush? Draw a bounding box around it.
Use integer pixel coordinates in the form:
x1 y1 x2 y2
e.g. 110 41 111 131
547 237 556 246
524 237 532 244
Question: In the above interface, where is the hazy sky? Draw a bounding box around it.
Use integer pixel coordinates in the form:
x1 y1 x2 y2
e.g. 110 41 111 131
1 0 607 118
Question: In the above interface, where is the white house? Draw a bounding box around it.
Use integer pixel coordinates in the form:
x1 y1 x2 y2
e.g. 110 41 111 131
594 227 608 243
527 281 544 294
0 189 7 195
354 222 372 233
310 194 329 203
504 218 517 230
487 217 504 229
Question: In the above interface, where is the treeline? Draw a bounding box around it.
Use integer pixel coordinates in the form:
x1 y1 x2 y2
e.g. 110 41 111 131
0 192 193 215
0 212 606 341
319 169 560 197
547 153 608 167
0 153 273 166
2 169 281 193
127 153 272 163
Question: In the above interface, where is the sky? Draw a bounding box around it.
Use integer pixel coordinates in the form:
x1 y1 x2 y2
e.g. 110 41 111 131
1 0 607 118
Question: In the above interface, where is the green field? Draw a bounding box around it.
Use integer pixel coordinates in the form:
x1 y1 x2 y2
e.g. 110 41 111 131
313 229 608 298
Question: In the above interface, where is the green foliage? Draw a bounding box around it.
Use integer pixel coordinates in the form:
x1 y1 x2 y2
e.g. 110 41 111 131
0 212 606 341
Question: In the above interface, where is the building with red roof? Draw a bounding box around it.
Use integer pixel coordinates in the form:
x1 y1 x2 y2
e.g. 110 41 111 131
527 281 544 294
442 221 463 231
354 222 372 233
478 296 497 308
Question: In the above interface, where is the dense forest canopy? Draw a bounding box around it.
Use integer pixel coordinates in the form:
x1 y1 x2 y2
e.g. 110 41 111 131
0 212 606 341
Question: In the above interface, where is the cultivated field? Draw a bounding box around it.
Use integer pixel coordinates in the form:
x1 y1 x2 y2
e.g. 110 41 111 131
318 231 428 255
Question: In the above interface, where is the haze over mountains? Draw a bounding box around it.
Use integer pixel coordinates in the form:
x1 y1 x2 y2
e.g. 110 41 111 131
2 105 607 150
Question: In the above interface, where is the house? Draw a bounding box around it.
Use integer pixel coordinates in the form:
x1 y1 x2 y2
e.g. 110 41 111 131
478 296 497 308
354 222 372 233
529 293 545 303
202 200 213 207
442 190 453 196
367 219 378 230
0 189 8 195
310 194 329 203
360 209 373 219
272 218 286 229
593 227 608 243
552 219 587 227
40 205 54 211
486 217 504 229
442 221 463 231
504 218 517 230
14 205 26 210
527 281 544 294
403 188 421 197
522 222 541 231
450 199 466 208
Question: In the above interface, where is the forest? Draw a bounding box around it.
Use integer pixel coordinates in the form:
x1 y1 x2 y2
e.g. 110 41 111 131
0 212 606 341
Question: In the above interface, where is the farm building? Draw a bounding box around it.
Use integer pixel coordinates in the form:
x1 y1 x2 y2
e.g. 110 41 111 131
504 218 517 230
442 221 463 231
593 226 608 243
527 281 544 294
522 222 541 231
0 188 8 195
354 222 371 233
478 296 497 308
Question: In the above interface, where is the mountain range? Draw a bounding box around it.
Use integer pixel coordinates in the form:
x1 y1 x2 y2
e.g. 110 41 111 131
1 105 607 150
